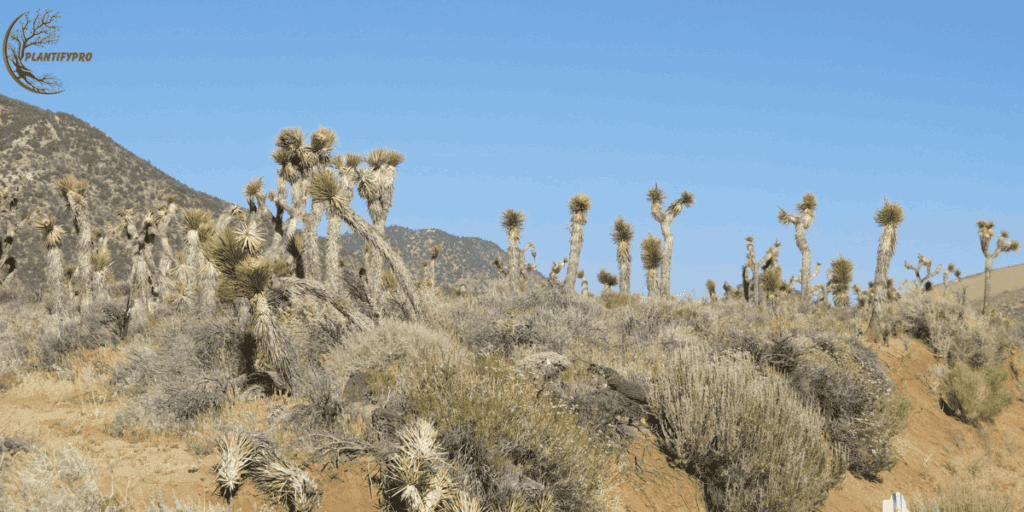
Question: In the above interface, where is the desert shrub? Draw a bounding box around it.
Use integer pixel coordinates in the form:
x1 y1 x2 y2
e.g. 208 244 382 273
393 354 620 512
321 318 469 385
436 286 605 355
893 294 1008 369
0 444 115 512
607 296 684 348
32 314 112 370
940 362 1014 426
709 321 904 481
651 342 845 512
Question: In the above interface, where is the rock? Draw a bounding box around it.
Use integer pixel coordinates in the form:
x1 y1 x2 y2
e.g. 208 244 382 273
516 351 570 379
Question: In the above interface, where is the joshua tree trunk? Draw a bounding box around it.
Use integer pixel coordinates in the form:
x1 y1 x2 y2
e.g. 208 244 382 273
778 193 817 306
563 194 591 292
867 199 904 336
304 200 324 282
647 184 695 297
612 215 635 297
976 221 1021 315
337 202 424 319
1 173 36 290
324 209 343 294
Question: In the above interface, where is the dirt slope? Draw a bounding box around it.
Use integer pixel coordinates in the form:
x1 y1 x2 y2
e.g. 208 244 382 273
2 336 1022 511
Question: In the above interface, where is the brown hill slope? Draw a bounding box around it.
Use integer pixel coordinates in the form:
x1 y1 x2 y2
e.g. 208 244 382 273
0 93 538 293
932 263 1024 320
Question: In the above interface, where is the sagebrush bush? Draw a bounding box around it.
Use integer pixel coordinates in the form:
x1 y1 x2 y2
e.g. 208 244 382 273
892 293 1010 368
0 444 115 512
390 354 620 512
706 308 905 481
940 362 1014 426
651 342 845 512
321 318 469 386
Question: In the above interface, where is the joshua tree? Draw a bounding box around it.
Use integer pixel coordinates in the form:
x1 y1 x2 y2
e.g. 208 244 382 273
722 281 736 300
1 171 38 289
152 195 180 298
358 148 404 307
596 269 618 295
578 270 591 296
321 148 423 319
54 174 93 304
827 254 855 307
500 209 528 294
563 194 592 292
88 245 113 305
640 232 663 297
867 198 904 335
118 207 156 322
35 214 67 316
242 177 288 262
647 183 695 297
308 167 348 296
271 126 326 282
422 243 443 289
181 208 218 312
977 220 1021 315
705 279 717 302
777 193 817 306
610 216 634 297
942 264 966 306
903 253 941 290
742 236 781 306
548 257 568 286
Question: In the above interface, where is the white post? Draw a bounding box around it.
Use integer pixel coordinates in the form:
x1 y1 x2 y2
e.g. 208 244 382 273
882 492 909 512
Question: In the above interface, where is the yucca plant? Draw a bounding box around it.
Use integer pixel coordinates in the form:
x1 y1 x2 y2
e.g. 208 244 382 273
743 236 781 306
338 155 425 319
547 257 567 286
610 216 634 297
868 198 904 336
705 279 717 302
271 126 323 282
35 214 67 316
88 246 113 305
578 270 592 296
647 183 695 297
976 220 1021 315
375 417 457 512
359 147 403 306
778 192 817 306
118 207 154 322
640 232 663 297
904 253 940 290
563 193 591 292
500 209 528 294
242 177 289 262
827 254 855 307
54 174 92 305
1 171 38 290
596 268 618 295
942 263 966 305
308 166 349 296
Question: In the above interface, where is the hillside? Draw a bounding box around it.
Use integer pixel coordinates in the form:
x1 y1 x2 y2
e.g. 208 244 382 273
0 93 540 293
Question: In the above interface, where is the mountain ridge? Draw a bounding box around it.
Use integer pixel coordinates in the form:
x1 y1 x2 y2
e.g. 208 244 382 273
0 93 541 295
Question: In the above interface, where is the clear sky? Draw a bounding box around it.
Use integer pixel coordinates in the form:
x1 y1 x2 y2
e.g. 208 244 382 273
5 1 1023 298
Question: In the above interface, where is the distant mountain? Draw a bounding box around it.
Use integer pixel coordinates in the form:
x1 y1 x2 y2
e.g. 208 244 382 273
0 93 540 295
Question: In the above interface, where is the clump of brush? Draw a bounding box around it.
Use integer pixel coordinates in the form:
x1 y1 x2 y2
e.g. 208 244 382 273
213 430 323 512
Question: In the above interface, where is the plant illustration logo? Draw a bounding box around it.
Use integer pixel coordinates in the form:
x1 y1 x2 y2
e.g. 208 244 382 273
4 9 93 95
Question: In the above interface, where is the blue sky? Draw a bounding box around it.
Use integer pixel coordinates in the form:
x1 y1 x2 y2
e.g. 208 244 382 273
5 1 1023 297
